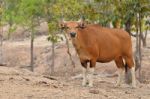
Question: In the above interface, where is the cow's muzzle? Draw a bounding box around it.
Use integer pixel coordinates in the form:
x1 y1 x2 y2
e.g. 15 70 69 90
70 32 76 38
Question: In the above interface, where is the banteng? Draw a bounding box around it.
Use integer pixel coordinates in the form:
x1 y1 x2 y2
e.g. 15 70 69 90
60 19 136 88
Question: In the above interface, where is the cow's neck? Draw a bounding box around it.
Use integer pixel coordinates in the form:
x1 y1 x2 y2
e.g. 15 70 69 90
71 37 80 49
71 31 91 61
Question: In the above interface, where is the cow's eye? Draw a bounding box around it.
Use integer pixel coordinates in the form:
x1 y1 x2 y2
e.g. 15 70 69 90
75 26 80 29
65 27 69 29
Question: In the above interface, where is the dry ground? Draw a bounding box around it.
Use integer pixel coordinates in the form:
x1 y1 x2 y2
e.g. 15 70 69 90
0 35 150 99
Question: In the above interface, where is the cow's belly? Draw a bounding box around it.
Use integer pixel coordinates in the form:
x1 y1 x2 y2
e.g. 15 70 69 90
97 58 114 63
97 50 121 63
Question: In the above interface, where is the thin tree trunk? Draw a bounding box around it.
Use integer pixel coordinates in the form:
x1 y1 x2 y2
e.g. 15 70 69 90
138 12 142 81
61 4 75 68
141 29 148 47
8 15 13 39
125 13 142 84
125 18 133 83
0 15 5 66
30 34 34 71
50 42 55 75
63 31 75 68
0 3 5 66
135 13 140 71
30 20 34 72
0 28 3 65
125 19 137 37
125 19 131 34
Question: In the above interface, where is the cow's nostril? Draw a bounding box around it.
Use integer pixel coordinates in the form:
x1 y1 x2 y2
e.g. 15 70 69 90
70 32 76 38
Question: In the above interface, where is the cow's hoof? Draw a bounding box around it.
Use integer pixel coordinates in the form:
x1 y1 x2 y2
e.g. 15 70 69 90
82 82 88 87
131 82 136 89
114 83 120 88
82 80 89 87
131 85 136 89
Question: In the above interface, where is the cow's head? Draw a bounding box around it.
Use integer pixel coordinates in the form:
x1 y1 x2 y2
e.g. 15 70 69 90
60 19 86 38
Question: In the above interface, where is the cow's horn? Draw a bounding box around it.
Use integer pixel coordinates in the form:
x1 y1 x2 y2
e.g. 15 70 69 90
77 18 83 23
61 18 66 23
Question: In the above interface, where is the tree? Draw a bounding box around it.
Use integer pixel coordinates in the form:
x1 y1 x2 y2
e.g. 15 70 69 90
2 0 20 39
17 0 45 71
111 0 150 82
43 0 59 74
142 17 150 47
43 0 86 74
88 0 150 82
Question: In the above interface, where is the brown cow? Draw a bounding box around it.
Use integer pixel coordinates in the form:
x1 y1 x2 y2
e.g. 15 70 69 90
60 19 136 88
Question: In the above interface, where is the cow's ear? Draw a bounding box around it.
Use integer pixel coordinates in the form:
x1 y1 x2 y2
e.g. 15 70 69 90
78 19 86 29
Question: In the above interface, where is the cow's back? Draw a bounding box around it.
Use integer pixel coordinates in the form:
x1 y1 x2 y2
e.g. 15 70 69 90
78 24 132 62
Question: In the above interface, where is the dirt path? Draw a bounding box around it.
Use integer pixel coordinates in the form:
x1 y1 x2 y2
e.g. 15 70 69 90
0 67 149 99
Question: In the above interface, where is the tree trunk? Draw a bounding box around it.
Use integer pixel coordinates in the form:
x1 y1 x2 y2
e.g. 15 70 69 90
30 20 34 72
30 34 34 71
50 42 55 75
0 16 5 66
125 19 137 37
138 12 142 81
125 19 131 35
124 18 132 83
63 31 75 68
125 13 142 83
0 29 3 65
8 15 13 39
0 2 3 65
141 29 148 47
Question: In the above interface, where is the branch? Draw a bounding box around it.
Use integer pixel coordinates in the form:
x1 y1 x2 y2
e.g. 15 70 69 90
21 19 46 34
62 30 75 68
144 29 148 40
129 32 137 37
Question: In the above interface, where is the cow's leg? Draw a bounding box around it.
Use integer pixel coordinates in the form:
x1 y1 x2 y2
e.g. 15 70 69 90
124 56 136 88
81 61 88 86
115 57 124 87
131 65 136 88
82 67 88 86
88 60 96 87
115 68 124 87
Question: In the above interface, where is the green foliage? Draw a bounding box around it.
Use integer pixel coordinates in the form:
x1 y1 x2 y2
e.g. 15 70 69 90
17 0 45 25
47 34 60 43
1 0 149 40
47 22 61 43
2 0 20 25
51 0 85 20
7 25 17 39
